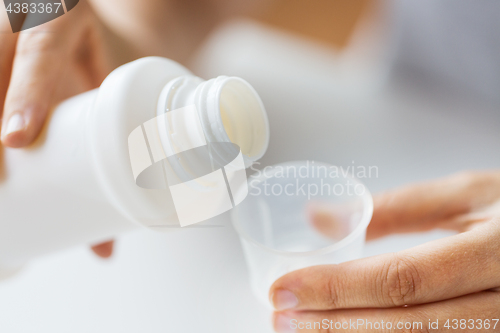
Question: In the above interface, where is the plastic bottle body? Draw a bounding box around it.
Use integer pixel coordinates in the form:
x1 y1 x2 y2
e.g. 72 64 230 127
0 90 134 271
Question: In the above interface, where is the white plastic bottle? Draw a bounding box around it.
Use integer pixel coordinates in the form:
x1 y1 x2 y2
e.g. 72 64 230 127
0 57 270 277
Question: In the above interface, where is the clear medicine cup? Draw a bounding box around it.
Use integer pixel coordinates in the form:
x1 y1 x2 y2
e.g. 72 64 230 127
231 160 373 306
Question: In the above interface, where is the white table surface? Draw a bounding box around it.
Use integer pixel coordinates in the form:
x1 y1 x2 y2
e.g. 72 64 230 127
1 20 499 333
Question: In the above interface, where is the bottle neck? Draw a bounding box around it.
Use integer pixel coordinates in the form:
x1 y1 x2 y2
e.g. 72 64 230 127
157 75 269 167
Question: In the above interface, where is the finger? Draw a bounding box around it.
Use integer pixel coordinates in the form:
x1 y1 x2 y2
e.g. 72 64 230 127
273 291 500 333
0 13 19 119
270 219 500 311
91 240 114 258
367 171 500 240
307 202 352 241
1 16 79 147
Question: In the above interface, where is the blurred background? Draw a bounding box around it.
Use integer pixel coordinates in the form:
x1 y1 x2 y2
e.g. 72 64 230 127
1 0 499 332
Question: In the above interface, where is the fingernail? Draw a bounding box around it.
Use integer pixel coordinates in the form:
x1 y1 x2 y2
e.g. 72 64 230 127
272 290 299 310
2 113 26 137
274 313 296 333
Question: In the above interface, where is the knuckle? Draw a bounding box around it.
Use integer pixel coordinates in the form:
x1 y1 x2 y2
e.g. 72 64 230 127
381 254 422 307
324 273 343 309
